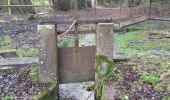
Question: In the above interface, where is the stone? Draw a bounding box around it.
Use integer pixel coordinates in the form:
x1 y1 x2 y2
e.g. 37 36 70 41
160 73 170 80
0 75 3 79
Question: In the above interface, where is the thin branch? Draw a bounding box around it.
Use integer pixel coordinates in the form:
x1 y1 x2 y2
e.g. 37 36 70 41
58 20 77 37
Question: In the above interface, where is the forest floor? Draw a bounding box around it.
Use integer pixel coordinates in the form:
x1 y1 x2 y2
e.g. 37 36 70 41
113 22 170 99
0 8 170 99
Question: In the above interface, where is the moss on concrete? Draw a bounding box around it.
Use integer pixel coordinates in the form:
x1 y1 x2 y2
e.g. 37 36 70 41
0 49 16 54
95 55 114 100
96 55 114 78
30 66 58 100
32 82 58 100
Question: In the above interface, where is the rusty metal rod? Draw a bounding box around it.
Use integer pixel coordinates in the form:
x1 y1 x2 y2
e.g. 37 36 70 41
58 20 77 37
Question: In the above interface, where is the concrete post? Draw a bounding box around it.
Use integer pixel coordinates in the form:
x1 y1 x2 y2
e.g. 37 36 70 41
38 24 58 84
95 23 116 100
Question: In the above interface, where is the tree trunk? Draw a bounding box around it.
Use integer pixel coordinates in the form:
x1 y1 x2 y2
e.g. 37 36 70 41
52 0 72 11
129 0 142 7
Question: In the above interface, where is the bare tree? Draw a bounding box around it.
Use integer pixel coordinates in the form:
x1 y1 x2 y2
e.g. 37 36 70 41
52 0 72 11
129 0 142 7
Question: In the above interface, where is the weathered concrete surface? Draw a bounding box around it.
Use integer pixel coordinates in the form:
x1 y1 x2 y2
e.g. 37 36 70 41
96 23 114 59
38 24 58 84
59 82 94 100
0 57 38 67
95 23 116 100
114 16 148 30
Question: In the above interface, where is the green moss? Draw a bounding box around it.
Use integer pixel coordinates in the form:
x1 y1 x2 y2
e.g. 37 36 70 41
162 96 170 100
0 35 13 49
17 48 39 57
28 14 51 20
32 82 58 100
29 67 39 83
0 49 16 53
96 55 114 78
126 27 144 32
154 84 164 93
95 55 115 99
115 24 170 57
2 95 15 100
140 72 160 86
29 66 58 100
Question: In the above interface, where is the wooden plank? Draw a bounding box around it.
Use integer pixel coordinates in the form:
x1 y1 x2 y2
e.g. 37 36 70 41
58 46 95 84
40 19 112 24
57 30 96 35
0 57 38 67
114 17 149 30
149 18 170 22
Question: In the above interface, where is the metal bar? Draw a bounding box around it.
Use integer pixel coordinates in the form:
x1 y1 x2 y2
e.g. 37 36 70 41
74 23 79 47
40 19 112 24
57 30 96 35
